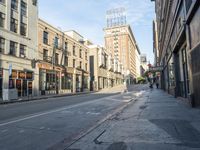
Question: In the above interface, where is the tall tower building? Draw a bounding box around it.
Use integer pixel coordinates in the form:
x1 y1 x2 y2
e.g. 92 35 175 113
104 8 141 84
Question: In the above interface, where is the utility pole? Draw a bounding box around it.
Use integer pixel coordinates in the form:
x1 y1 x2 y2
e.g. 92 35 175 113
52 38 58 94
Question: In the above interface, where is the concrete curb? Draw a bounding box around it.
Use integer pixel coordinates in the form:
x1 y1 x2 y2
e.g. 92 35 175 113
0 84 126 105
0 91 95 105
48 97 137 150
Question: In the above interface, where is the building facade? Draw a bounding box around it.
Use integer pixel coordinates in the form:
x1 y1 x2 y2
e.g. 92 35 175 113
89 45 124 91
37 19 90 95
153 0 200 106
153 20 159 67
140 54 148 76
104 25 141 84
0 0 38 100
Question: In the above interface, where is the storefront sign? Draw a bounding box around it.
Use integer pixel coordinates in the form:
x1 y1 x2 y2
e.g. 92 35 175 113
149 66 163 72
67 67 74 74
26 72 33 80
38 63 52 70
55 67 62 71
76 70 82 75
18 72 26 79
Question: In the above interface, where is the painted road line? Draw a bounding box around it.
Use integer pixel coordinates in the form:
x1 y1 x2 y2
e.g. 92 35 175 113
0 93 126 127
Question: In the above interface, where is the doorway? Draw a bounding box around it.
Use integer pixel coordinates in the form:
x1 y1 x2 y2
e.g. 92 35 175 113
0 78 2 99
16 79 33 97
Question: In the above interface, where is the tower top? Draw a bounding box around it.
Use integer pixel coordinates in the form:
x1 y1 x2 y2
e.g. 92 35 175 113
106 7 127 28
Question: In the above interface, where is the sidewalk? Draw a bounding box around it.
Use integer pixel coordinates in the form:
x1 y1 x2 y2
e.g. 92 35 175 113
68 88 200 150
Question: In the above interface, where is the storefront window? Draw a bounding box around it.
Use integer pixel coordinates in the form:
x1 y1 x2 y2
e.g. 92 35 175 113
61 73 72 90
9 70 33 97
9 70 17 89
168 58 175 87
9 79 15 89
46 71 55 90
39 69 46 91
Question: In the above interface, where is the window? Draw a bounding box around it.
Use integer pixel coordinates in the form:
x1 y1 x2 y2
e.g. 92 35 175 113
62 73 72 90
43 49 48 61
43 31 48 45
85 52 87 60
0 0 5 4
10 18 18 33
80 61 82 69
19 44 26 57
73 45 76 56
21 1 27 16
85 63 87 71
32 0 37 6
10 41 17 56
64 56 68 66
54 37 59 49
55 53 59 65
11 0 18 10
73 59 76 68
46 70 57 90
65 42 68 51
0 12 5 28
79 49 82 58
20 22 27 36
0 37 5 53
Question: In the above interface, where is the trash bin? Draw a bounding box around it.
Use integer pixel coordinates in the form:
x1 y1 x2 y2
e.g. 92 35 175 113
41 90 45 95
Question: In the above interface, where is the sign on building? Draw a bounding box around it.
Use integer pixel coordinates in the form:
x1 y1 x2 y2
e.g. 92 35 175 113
149 66 163 72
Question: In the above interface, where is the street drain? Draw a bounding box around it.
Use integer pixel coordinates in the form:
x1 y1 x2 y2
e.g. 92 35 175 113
140 105 147 109
93 130 106 144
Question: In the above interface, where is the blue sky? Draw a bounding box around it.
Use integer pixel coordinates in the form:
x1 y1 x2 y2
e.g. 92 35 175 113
39 0 155 63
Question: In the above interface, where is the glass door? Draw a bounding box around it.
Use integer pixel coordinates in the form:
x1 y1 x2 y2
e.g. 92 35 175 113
22 80 28 97
28 81 33 96
16 79 22 97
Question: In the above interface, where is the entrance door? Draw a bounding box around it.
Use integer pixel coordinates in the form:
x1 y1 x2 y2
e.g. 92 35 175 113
0 78 2 98
76 75 80 92
182 48 189 98
28 81 33 96
16 79 22 97
22 80 28 97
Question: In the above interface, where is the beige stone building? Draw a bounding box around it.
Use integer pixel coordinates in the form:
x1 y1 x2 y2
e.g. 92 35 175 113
153 20 159 67
88 45 123 91
37 19 90 95
104 25 141 84
0 0 38 100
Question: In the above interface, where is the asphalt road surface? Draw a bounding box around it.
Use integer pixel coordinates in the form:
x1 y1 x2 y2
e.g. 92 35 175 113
0 85 146 150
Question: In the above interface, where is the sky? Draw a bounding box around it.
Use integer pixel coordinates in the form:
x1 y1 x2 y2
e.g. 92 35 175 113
39 0 155 63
